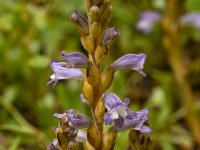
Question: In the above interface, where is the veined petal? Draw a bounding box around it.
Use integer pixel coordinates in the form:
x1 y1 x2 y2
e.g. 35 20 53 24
53 113 64 119
69 113 91 128
110 54 147 77
104 112 113 125
63 110 91 129
114 108 151 133
47 59 85 88
104 93 124 110
60 51 89 68
103 93 135 128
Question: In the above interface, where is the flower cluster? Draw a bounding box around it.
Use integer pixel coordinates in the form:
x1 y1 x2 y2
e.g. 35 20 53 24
47 50 150 149
48 109 90 149
47 0 151 149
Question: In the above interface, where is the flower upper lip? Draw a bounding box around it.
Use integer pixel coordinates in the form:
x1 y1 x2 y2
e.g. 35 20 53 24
60 51 90 68
47 52 88 88
110 53 147 77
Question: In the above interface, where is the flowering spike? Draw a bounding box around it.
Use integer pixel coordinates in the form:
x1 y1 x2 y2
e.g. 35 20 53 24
110 54 147 77
48 0 151 149
60 51 90 68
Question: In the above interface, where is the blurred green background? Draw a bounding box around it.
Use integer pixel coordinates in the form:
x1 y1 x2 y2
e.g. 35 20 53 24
0 0 200 149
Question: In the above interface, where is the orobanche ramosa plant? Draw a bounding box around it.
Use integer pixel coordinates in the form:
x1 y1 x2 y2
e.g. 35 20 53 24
47 0 151 150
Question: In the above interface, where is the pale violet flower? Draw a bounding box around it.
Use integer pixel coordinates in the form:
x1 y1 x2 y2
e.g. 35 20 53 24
60 51 90 68
110 54 147 77
103 93 136 128
103 93 151 133
136 11 161 34
180 13 200 30
52 110 89 148
114 108 151 133
54 109 91 129
47 59 85 88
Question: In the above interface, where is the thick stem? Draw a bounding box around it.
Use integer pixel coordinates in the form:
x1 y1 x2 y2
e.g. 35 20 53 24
162 0 200 146
83 0 112 149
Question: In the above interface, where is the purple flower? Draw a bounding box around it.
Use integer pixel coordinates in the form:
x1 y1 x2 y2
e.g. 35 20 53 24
179 13 200 30
110 54 147 77
60 51 90 68
114 108 151 133
103 93 136 128
54 109 91 129
136 11 161 34
53 110 89 148
47 59 85 88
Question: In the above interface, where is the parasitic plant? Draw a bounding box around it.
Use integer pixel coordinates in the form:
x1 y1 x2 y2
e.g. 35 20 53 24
47 0 151 149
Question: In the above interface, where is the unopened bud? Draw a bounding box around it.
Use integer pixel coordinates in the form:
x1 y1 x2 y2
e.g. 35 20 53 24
70 11 89 36
90 5 99 14
102 28 120 46
89 5 99 22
